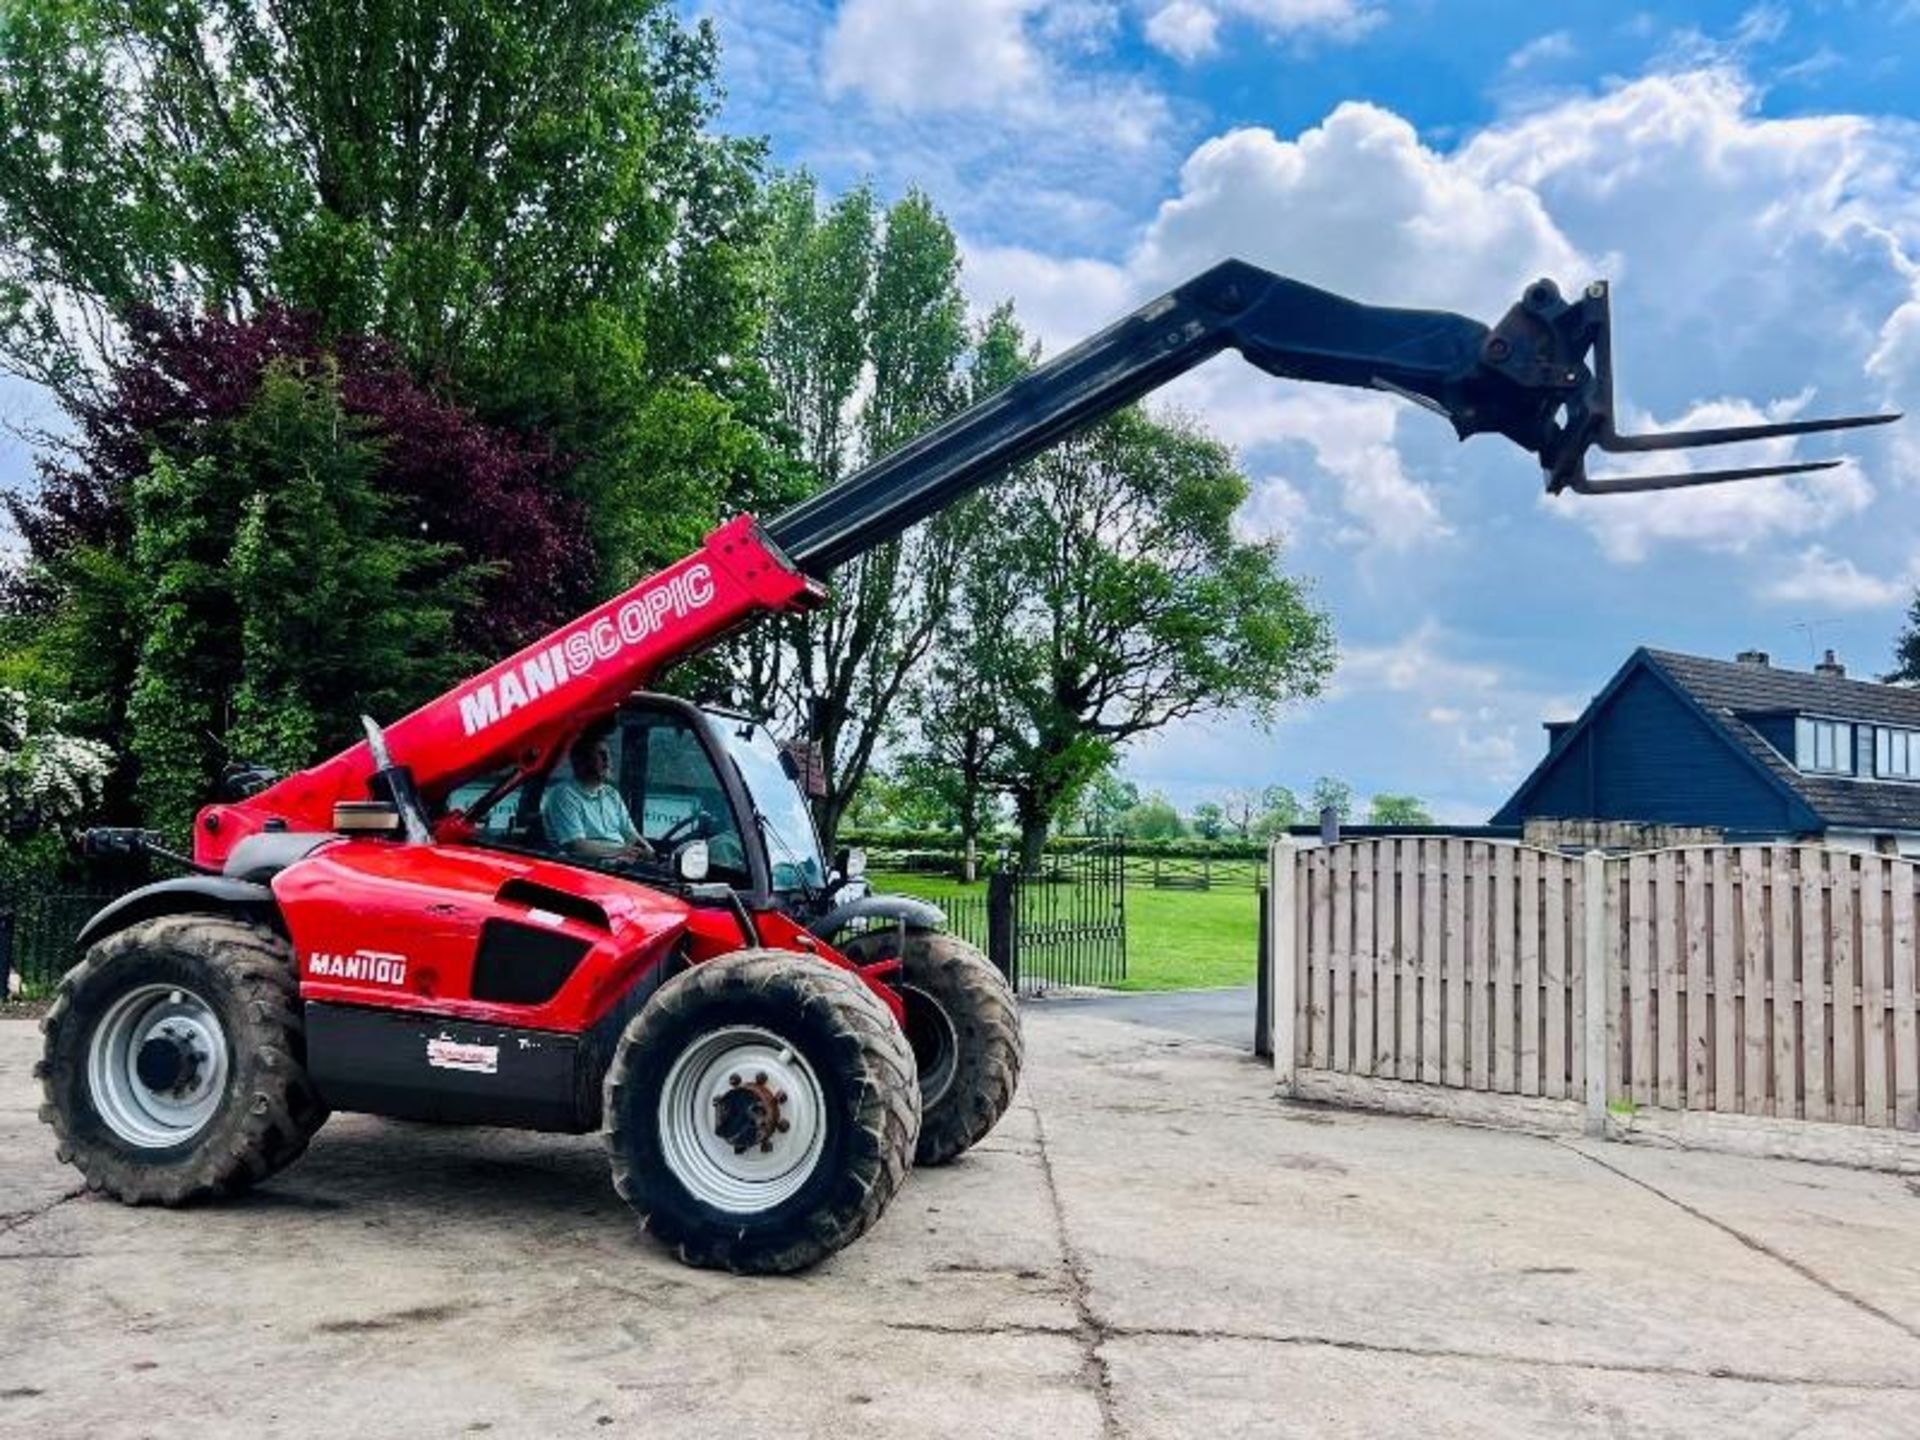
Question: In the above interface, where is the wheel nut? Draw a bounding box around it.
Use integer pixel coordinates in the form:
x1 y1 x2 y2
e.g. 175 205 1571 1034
776 1120 790 1133
775 1091 787 1104
759 1141 772 1153
755 1072 767 1085
729 1074 741 1087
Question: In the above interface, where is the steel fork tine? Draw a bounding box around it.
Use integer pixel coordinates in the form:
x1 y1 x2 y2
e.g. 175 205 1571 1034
1567 458 1843 495
1598 412 1899 454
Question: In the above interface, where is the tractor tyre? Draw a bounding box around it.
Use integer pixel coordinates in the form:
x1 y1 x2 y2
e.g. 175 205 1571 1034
36 913 328 1205
840 928 1023 1166
603 948 920 1274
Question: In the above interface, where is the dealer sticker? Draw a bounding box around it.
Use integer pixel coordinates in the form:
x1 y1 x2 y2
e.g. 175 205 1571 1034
426 1037 499 1075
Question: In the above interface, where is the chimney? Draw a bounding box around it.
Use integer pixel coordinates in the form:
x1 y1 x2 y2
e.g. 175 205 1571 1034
1735 649 1770 667
1815 648 1846 679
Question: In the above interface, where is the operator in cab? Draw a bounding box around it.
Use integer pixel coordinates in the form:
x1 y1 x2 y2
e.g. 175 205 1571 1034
543 727 654 863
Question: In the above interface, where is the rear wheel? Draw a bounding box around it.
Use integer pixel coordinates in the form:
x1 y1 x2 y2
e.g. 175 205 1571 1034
603 949 919 1274
36 913 328 1204
841 928 1023 1166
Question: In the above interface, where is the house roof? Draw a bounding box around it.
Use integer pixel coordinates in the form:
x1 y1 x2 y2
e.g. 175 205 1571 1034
1495 648 1920 834
1643 650 1920 833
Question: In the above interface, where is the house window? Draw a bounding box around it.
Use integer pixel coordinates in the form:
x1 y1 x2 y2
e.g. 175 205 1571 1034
1796 717 1853 775
1876 726 1920 780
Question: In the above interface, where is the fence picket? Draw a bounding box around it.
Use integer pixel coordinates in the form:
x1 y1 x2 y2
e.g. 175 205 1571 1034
1712 848 1737 1111
1861 856 1889 1128
1308 850 1330 1069
1771 849 1800 1121
1421 841 1443 1084
1833 855 1858 1124
1629 853 1652 1106
1442 841 1465 1088
1655 851 1680 1109
1331 845 1352 1074
1295 850 1311 1069
1375 840 1397 1076
1354 842 1376 1078
1894 868 1918 1130
1739 847 1768 1117
1470 844 1491 1090
1494 846 1516 1093
1536 852 1551 1098
1684 850 1710 1110
1568 855 1587 1096
1800 849 1829 1122
1399 841 1421 1080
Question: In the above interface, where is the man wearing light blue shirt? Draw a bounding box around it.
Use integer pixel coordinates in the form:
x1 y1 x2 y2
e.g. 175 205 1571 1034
542 729 652 863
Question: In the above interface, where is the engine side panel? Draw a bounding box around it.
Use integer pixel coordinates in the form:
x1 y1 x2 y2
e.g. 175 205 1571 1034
273 840 691 1034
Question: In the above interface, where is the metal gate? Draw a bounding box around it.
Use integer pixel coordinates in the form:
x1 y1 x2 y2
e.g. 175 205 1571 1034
988 843 1128 994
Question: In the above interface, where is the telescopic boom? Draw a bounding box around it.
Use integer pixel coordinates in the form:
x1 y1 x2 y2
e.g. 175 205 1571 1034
192 260 1896 864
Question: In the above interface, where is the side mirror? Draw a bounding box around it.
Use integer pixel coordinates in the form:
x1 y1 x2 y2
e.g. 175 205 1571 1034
836 846 867 880
677 839 711 883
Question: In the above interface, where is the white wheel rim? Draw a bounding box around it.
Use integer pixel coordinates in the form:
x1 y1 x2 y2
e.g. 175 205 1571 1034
85 983 230 1149
657 1025 829 1214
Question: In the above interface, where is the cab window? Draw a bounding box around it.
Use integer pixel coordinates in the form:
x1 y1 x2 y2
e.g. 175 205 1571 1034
620 711 751 883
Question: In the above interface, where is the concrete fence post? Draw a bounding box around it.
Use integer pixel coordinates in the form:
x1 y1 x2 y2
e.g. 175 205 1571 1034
1268 838 1297 1092
1583 849 1609 1138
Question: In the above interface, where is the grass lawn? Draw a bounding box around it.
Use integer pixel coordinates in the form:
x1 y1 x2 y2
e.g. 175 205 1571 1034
871 871 1259 992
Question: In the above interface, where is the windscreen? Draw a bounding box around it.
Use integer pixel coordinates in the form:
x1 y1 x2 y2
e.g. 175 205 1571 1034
710 714 827 894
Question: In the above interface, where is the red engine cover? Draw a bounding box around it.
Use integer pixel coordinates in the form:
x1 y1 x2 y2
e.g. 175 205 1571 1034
274 840 692 1033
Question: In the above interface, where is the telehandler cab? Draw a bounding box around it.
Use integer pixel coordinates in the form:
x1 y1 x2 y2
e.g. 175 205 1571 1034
39 261 1895 1271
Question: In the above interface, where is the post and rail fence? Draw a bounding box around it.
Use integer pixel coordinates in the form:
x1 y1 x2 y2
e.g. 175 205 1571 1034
1265 837 1920 1162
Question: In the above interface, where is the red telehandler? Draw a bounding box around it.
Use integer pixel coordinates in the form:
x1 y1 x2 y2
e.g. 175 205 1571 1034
38 262 1894 1271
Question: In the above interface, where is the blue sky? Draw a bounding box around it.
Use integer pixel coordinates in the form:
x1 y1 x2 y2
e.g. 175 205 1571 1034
695 0 1920 820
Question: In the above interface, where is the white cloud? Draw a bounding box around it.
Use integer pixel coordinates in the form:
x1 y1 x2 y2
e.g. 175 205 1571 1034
1761 546 1917 611
823 0 1042 112
1505 31 1575 71
1141 0 1381 62
1144 0 1219 60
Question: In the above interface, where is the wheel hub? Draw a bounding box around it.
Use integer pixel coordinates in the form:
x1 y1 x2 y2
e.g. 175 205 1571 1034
712 1072 793 1155
658 1026 829 1215
134 1030 203 1094
85 984 230 1149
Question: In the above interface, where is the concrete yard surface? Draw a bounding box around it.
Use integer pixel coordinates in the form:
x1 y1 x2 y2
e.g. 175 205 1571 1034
4 997 1920 1438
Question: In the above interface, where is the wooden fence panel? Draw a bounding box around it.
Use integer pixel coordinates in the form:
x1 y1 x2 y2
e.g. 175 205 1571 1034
1286 840 1920 1133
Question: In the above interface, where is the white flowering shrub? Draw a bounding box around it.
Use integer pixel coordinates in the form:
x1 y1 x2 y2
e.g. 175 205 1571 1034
0 687 114 834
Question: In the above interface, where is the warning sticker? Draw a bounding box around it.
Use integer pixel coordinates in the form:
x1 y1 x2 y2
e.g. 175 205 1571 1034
426 1037 499 1075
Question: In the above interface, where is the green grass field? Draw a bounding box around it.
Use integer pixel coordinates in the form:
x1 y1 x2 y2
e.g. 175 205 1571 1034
871 871 1258 991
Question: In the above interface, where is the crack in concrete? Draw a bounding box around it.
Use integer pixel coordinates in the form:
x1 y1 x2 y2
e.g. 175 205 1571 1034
1031 1102 1123 1439
883 1318 1920 1394
0 1185 85 1238
1557 1140 1920 1346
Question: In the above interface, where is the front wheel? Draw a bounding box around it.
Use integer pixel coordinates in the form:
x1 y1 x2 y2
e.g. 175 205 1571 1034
36 913 328 1204
840 929 1023 1166
603 949 920 1274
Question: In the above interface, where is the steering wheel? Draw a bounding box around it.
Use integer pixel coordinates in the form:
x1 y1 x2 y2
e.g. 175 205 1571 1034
654 808 716 849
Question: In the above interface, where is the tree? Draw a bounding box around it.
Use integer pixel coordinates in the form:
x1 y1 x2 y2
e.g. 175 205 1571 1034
0 0 770 584
966 383 1335 867
1068 770 1139 837
748 178 975 852
88 361 480 839
0 684 113 888
1366 793 1434 826
1251 784 1301 839
1892 595 1920 684
1190 801 1226 840
1311 776 1354 824
1119 792 1185 841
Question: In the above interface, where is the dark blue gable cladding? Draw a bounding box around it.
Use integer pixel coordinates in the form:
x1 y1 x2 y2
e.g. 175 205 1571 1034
1493 651 1820 832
